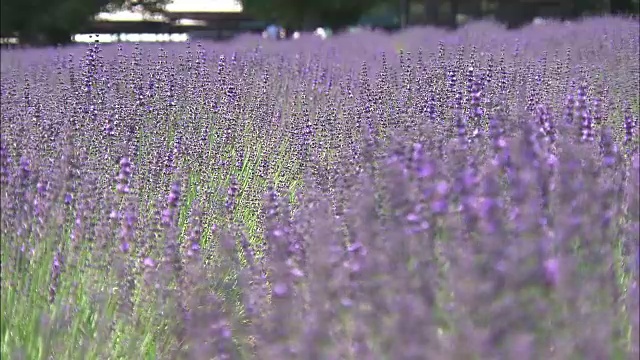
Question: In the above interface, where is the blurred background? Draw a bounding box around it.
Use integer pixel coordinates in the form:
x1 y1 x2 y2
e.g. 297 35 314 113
1 0 639 46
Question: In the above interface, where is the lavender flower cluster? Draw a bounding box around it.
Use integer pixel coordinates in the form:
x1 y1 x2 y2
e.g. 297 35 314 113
1 16 639 360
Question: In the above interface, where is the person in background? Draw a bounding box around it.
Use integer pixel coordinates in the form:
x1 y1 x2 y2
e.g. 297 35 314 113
263 24 280 40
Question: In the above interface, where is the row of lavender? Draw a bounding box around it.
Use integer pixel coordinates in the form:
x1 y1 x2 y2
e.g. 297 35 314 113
1 16 639 359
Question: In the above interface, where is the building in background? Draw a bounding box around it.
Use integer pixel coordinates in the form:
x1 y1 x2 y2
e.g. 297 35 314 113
84 0 265 42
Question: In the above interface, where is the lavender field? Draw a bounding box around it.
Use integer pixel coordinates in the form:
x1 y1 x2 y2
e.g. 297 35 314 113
1 16 639 360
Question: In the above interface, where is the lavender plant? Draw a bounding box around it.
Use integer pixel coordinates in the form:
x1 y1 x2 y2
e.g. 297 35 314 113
1 16 639 360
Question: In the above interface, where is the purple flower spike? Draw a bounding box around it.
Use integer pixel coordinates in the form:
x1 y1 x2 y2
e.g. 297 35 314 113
115 157 134 195
142 257 155 268
543 257 560 287
167 181 181 209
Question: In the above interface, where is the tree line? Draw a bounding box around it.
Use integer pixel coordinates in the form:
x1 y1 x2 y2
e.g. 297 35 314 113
416 0 639 29
250 0 639 30
1 0 638 45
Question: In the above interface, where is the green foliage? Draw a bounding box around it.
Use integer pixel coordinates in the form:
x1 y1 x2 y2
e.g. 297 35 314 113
237 0 388 30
